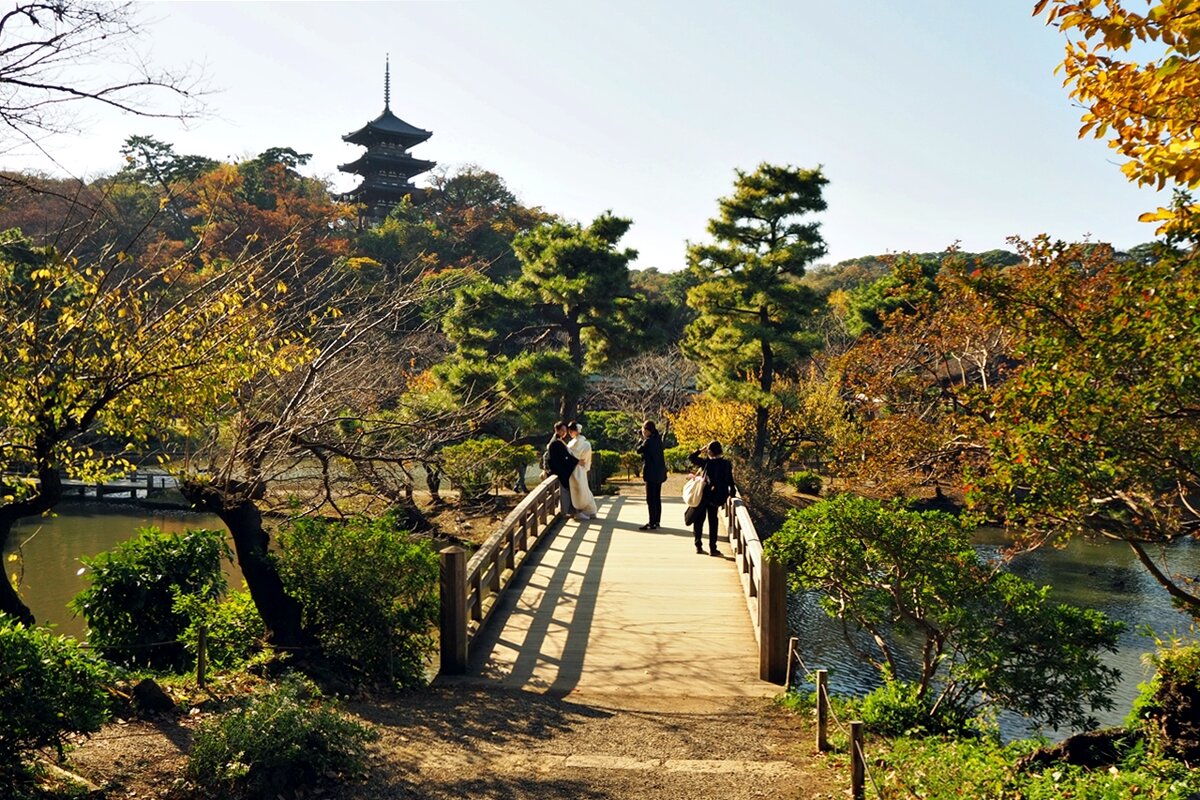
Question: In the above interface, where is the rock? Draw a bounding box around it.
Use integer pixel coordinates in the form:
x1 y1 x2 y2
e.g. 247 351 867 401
1015 727 1132 772
131 678 175 714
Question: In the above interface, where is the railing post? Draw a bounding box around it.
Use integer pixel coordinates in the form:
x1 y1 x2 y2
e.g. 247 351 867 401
850 720 865 800
816 669 829 752
759 555 788 683
439 546 468 675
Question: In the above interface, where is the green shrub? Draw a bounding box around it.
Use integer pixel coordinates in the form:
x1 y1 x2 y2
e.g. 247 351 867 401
596 449 621 484
173 588 266 672
1129 638 1200 761
186 676 376 799
0 615 113 781
787 469 822 495
664 444 693 473
579 410 640 452
619 450 642 478
860 680 965 737
275 513 438 687
71 527 228 671
441 437 533 501
879 734 1200 799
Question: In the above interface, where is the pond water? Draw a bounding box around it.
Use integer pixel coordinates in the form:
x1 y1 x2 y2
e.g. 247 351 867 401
4 502 226 639
787 531 1200 739
9 503 1198 740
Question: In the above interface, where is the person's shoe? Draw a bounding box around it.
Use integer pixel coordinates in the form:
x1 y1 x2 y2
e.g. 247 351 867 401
638 523 653 531
649 524 659 530
695 546 705 554
709 549 722 557
575 513 590 522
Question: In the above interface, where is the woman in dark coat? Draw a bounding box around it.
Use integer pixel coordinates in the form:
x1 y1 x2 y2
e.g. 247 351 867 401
688 440 737 556
545 421 579 516
636 420 667 530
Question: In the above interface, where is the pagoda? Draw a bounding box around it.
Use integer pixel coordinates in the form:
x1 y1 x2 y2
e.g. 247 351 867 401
339 58 435 220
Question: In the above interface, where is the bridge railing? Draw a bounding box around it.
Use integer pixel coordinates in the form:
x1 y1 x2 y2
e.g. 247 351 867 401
438 475 563 675
723 495 789 683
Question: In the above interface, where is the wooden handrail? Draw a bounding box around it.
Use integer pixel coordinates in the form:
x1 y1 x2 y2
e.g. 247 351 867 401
723 496 788 683
439 475 564 675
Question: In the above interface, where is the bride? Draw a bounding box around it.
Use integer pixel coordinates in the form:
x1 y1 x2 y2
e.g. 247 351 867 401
566 422 598 520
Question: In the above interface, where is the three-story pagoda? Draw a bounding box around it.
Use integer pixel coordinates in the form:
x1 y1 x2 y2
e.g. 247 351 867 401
339 58 435 221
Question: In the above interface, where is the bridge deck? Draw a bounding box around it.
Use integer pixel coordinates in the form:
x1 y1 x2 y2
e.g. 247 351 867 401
449 491 776 700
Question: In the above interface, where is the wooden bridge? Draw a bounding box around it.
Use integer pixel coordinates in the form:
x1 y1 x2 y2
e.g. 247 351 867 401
436 477 789 698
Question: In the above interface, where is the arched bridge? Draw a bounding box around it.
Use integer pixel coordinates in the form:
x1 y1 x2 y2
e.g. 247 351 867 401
436 477 790 697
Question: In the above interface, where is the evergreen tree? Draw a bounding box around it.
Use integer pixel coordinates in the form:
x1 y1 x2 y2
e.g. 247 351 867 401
683 163 828 467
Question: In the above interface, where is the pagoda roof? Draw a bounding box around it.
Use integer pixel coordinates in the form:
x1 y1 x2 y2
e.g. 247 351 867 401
338 151 436 176
343 106 432 147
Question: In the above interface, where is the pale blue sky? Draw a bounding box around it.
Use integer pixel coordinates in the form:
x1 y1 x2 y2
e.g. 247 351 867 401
7 1 1163 270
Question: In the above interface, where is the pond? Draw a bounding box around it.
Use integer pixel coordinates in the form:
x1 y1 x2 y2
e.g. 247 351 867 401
9 503 1198 740
787 531 1200 738
4 502 227 639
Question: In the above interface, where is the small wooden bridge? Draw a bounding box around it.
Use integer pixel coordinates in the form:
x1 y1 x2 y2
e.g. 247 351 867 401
437 477 789 698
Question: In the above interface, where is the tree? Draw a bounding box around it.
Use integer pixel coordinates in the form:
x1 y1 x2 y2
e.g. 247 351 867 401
177 263 495 650
1038 0 1200 191
0 229 302 624
684 163 828 468
767 495 1123 731
0 2 201 142
968 237 1200 615
442 212 645 423
831 253 1013 500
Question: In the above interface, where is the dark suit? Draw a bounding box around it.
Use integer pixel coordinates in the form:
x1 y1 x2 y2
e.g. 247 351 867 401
688 450 737 552
636 432 667 526
546 438 578 514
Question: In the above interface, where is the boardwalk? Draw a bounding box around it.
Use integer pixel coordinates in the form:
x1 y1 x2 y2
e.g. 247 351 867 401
447 489 776 700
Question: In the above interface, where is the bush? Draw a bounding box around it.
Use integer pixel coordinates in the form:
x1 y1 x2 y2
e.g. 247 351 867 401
596 450 621 484
664 444 693 473
186 676 376 799
787 469 822 495
861 680 965 737
878 734 1200 799
1129 638 1200 761
71 527 228 671
173 588 266 672
619 449 642 478
275 513 438 687
441 437 533 502
0 615 113 781
579 410 641 452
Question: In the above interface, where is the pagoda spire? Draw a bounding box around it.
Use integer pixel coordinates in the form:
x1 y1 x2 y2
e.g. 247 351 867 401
384 55 391 111
339 57 435 222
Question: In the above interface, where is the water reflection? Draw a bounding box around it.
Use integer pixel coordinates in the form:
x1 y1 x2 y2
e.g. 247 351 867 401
787 531 1200 739
4 502 227 638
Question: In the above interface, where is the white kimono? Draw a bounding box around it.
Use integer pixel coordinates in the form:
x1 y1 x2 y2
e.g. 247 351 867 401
567 434 599 517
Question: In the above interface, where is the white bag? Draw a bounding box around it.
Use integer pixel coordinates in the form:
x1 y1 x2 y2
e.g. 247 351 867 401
682 474 705 507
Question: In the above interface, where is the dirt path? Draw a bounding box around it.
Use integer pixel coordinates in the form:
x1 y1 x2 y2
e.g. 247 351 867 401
67 685 845 799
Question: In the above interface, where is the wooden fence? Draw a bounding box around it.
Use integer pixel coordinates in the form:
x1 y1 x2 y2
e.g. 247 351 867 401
723 495 789 683
438 475 564 675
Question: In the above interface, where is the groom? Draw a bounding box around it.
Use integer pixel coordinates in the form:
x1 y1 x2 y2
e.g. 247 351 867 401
546 421 578 516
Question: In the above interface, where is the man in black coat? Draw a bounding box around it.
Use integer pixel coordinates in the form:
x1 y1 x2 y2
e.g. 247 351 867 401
545 421 578 515
688 440 737 556
636 420 667 530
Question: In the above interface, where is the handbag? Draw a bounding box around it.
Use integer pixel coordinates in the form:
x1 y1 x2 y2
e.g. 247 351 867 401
682 474 705 507
684 505 700 526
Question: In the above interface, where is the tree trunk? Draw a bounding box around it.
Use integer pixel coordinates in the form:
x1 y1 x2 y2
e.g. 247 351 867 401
0 468 64 625
180 481 312 652
753 316 775 468
563 312 584 423
0 517 35 625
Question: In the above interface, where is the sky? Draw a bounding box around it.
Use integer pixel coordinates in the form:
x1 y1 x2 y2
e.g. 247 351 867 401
3 1 1166 271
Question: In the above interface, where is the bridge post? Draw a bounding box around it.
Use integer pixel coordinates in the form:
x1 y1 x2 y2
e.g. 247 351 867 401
439 546 468 675
759 556 788 683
